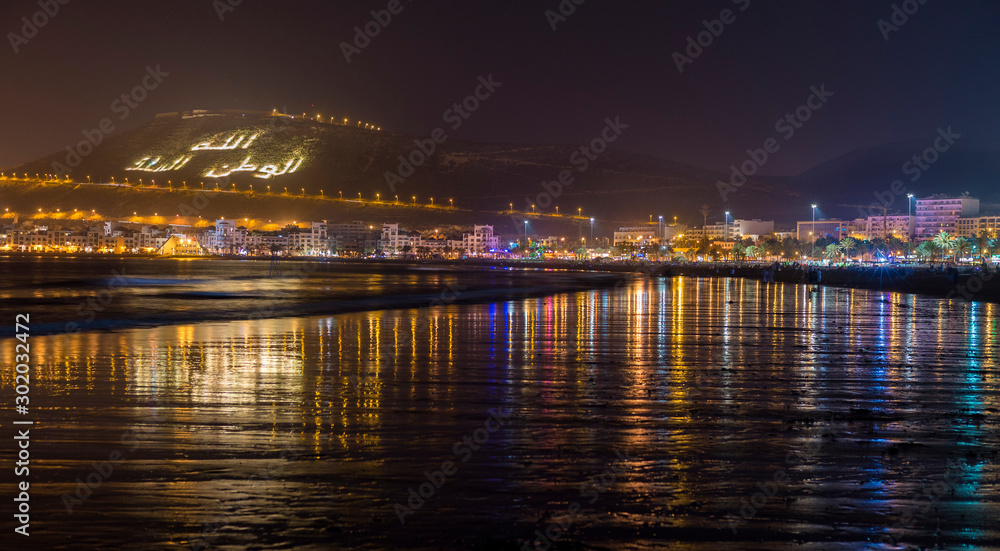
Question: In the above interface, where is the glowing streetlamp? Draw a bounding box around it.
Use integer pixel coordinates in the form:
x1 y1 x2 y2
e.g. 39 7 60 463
907 193 915 258
590 218 594 241
811 204 818 259
724 210 730 242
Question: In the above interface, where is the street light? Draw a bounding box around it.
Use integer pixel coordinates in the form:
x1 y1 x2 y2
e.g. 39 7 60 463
907 193 915 259
590 217 594 241
811 204 817 260
524 220 528 247
723 211 731 260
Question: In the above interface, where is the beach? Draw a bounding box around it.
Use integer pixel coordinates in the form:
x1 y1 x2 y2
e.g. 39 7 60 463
1 259 998 549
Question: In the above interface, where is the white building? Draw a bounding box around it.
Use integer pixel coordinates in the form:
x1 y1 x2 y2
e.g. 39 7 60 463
614 226 658 246
380 223 422 254
460 225 500 255
733 219 774 240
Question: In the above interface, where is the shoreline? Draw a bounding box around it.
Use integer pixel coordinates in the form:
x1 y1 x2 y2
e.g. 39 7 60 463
3 253 999 305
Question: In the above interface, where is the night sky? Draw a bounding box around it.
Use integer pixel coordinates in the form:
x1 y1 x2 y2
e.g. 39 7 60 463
2 0 998 176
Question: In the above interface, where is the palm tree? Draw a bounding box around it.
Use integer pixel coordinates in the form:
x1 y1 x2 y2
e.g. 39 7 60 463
914 241 932 261
823 243 842 260
731 243 746 261
932 232 955 261
952 237 973 262
839 237 857 260
975 232 992 261
915 240 939 262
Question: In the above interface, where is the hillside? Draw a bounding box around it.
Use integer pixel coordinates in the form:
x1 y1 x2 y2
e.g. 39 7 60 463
6 110 807 233
786 137 1000 218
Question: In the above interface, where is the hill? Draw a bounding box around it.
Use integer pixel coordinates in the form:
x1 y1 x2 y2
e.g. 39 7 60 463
785 136 1000 219
6 110 804 233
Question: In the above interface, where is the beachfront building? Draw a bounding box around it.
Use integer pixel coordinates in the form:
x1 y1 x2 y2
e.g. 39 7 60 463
732 219 775 240
863 214 914 241
329 222 380 256
380 223 423 255
286 222 328 256
460 225 500 255
159 235 205 256
702 223 731 241
614 226 658 247
914 194 980 241
955 215 1000 239
796 219 851 242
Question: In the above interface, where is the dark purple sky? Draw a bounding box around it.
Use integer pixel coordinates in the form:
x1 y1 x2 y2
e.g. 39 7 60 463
1 0 998 175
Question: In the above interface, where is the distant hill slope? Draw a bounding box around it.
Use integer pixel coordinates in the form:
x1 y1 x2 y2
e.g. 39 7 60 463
786 137 1000 219
10 111 805 229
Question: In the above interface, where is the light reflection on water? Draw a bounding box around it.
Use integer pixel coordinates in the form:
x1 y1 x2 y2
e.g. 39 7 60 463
1 277 998 549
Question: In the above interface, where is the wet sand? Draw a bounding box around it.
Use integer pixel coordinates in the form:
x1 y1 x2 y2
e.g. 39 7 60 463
1 276 998 549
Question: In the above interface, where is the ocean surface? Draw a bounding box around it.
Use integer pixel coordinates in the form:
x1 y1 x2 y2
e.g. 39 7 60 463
0 257 998 549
